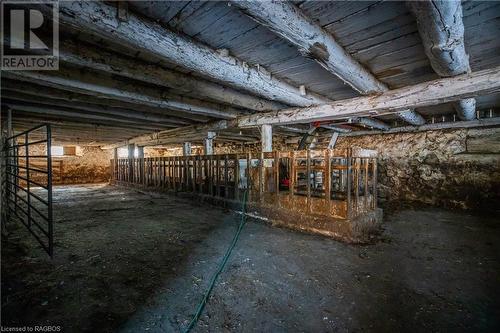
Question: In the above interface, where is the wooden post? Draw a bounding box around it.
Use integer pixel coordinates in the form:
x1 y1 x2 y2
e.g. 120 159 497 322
364 159 369 211
261 124 272 152
204 132 215 155
325 149 331 202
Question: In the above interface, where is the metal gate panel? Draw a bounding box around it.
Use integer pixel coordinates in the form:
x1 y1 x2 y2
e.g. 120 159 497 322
3 124 53 257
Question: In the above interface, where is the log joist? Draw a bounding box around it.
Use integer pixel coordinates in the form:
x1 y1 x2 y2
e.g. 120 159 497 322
1 79 207 123
3 69 242 120
231 0 425 126
236 66 500 127
103 66 500 147
40 1 326 107
408 0 476 121
57 41 286 112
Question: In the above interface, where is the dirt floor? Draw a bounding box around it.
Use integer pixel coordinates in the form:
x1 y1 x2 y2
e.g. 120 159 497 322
1 184 499 332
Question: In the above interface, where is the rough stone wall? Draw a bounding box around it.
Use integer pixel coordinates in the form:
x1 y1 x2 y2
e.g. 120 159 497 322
335 127 500 210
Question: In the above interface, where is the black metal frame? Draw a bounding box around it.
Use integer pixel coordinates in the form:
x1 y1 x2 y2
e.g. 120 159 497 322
3 124 53 257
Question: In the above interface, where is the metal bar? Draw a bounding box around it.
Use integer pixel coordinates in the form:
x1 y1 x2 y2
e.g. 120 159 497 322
325 149 331 201
46 124 53 257
6 164 48 174
26 133 32 228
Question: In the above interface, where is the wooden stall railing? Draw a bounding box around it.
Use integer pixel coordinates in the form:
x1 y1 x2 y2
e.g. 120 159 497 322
111 148 377 220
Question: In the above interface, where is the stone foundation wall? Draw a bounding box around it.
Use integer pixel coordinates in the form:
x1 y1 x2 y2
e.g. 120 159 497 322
335 127 500 210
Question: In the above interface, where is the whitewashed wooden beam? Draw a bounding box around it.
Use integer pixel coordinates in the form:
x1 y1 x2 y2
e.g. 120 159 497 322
339 117 500 137
2 69 241 120
40 1 327 107
5 102 173 130
57 41 285 112
102 120 229 149
348 117 391 130
236 66 500 127
2 90 192 126
2 79 208 123
231 0 425 125
408 0 476 121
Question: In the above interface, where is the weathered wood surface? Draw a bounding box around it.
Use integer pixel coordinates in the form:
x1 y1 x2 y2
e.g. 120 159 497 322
408 0 476 120
232 0 424 125
237 66 500 127
2 90 191 126
2 79 207 123
3 69 241 119
58 41 285 112
45 1 328 107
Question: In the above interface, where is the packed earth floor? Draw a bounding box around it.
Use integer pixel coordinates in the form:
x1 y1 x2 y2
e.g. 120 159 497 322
1 184 499 332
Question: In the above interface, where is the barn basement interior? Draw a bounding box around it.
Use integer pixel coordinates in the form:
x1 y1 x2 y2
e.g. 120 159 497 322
1 1 499 332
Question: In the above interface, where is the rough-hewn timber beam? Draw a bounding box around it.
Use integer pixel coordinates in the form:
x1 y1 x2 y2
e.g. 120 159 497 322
236 66 500 127
1 79 209 123
2 90 192 126
2 99 175 131
40 1 326 107
231 0 425 126
101 121 229 149
408 0 475 121
57 41 285 112
2 69 242 119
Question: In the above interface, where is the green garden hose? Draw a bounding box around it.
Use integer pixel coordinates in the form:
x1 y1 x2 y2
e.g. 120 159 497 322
183 189 248 332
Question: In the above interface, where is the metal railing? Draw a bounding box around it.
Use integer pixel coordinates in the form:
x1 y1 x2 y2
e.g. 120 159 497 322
2 124 53 257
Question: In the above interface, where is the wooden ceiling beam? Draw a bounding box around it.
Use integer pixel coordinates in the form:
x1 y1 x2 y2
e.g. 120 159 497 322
3 68 242 120
1 79 209 123
231 0 425 126
408 0 476 121
39 1 326 107
2 91 193 126
58 40 285 112
237 66 500 127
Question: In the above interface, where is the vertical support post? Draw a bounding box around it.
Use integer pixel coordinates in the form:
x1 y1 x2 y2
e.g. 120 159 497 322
289 151 295 200
224 155 229 198
346 151 352 219
183 142 192 156
372 158 378 209
127 143 134 182
246 153 251 202
234 154 240 200
113 148 118 182
137 146 144 185
364 158 369 211
274 151 279 197
261 124 273 152
204 132 215 155
325 149 331 203
306 149 311 212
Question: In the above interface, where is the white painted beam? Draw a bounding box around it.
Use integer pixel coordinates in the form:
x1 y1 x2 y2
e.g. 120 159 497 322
3 69 241 120
57 41 285 112
42 1 326 107
232 0 425 125
408 0 476 121
236 66 500 127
